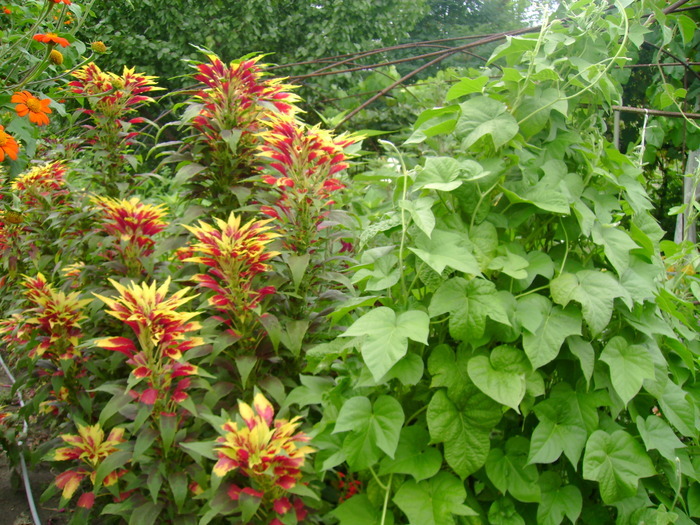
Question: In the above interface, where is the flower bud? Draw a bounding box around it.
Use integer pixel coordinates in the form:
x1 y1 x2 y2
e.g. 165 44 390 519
90 41 107 53
49 49 63 65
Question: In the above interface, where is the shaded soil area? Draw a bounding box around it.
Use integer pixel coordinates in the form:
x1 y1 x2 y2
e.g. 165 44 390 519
0 365 67 525
0 454 67 525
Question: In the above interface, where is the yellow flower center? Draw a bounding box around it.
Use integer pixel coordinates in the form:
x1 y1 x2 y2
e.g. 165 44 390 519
0 132 8 146
26 98 42 113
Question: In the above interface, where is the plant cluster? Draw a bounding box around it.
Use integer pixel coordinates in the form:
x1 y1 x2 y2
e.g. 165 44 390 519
0 0 699 524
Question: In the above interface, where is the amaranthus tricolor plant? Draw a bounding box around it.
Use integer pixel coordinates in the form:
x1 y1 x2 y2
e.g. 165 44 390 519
0 273 92 416
49 423 127 510
212 393 314 524
11 160 69 208
177 53 299 212
94 277 203 414
68 63 160 194
182 213 279 357
92 195 168 277
256 113 362 255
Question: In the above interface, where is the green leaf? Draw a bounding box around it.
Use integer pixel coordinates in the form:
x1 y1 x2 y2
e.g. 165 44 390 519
332 494 394 525
513 88 566 138
429 277 510 341
168 471 188 513
488 249 529 279
379 425 442 481
529 393 588 467
334 395 405 469
456 96 519 150
518 250 554 288
636 415 685 462
133 427 158 462
582 430 656 504
341 307 429 381
405 105 460 145
591 223 639 275
467 345 529 411
600 336 655 406
488 496 525 525
399 197 435 238
537 472 582 525
414 157 463 192
501 182 570 215
128 501 163 525
427 344 472 403
518 294 582 369
427 385 501 478
409 229 480 275
286 253 310 291
550 270 627 335
385 353 424 386
446 75 489 101
676 14 696 45
173 162 205 185
644 376 697 438
567 336 594 387
179 440 218 461
239 491 262 523
394 472 477 525
94 448 132 490
489 35 538 65
234 355 257 388
486 437 540 502
354 255 401 291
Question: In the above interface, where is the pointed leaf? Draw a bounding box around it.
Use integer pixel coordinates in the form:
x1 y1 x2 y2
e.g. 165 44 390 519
427 385 501 478
529 394 588 467
394 472 477 525
379 425 442 481
334 395 404 469
409 229 480 275
591 223 639 275
583 430 656 504
550 270 627 335
341 307 429 381
600 337 655 406
467 345 529 411
537 472 582 525
429 277 510 341
636 415 685 462
486 437 540 502
519 294 582 369
332 494 394 525
399 197 436 237
456 96 519 150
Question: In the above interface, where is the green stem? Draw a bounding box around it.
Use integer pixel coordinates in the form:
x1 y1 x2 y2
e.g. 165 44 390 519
380 473 393 525
380 140 410 299
369 465 387 491
406 404 428 425
1 2 53 75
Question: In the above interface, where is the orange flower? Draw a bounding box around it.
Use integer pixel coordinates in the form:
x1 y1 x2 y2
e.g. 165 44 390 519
33 32 70 47
12 91 52 126
0 126 19 161
49 0 72 4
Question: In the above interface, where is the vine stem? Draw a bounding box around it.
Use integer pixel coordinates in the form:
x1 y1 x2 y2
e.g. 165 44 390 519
517 0 630 126
369 465 388 490
380 140 410 298
380 473 393 525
